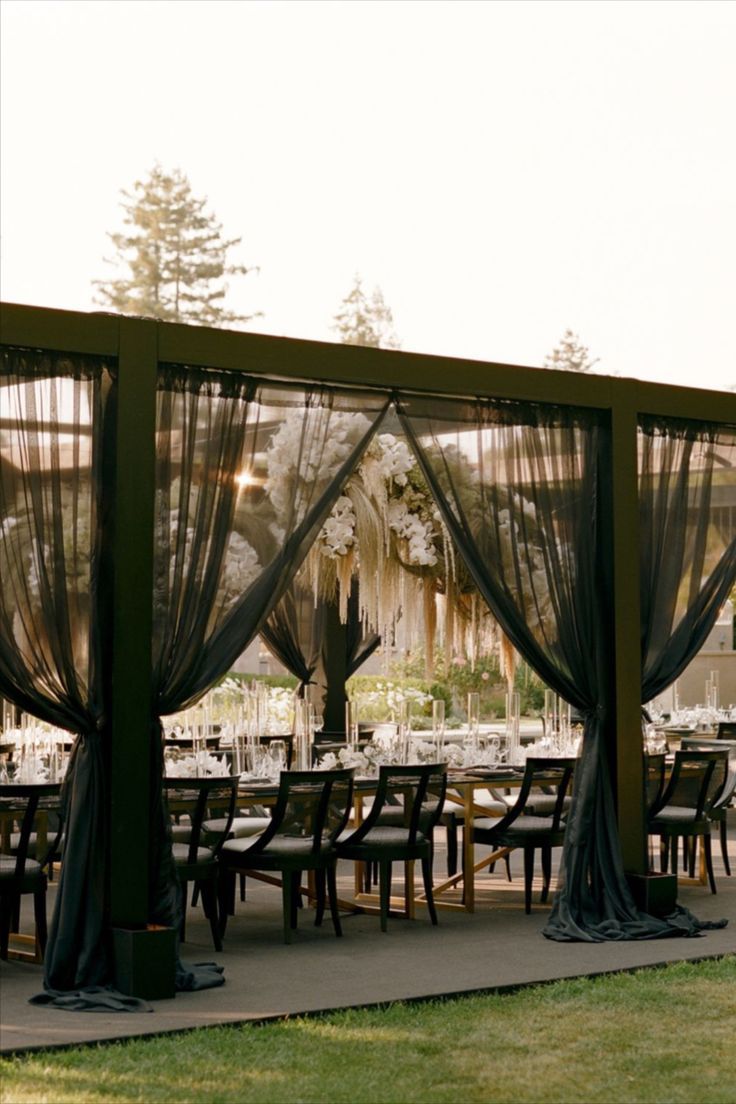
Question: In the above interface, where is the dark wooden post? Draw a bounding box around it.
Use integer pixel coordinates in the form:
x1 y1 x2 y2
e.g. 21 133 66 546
322 598 348 734
609 388 647 874
108 317 158 927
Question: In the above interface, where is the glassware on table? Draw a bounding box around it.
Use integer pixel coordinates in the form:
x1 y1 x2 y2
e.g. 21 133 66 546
432 699 445 758
346 701 359 749
266 739 287 780
466 692 480 755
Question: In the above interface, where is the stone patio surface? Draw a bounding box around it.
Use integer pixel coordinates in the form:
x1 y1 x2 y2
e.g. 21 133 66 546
1 818 734 1055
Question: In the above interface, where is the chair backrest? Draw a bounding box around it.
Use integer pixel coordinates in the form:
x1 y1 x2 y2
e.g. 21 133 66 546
644 752 667 814
654 749 729 820
249 769 355 856
354 763 448 846
503 758 576 833
0 783 63 880
717 722 736 740
163 776 238 863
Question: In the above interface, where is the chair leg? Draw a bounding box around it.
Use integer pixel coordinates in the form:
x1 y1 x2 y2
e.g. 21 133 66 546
240 872 247 901
327 864 343 938
660 836 668 873
201 879 222 952
178 881 188 943
314 869 326 927
523 847 535 914
670 835 678 880
446 817 458 878
688 836 697 879
540 845 552 903
703 833 717 894
421 855 438 926
379 861 391 932
282 870 294 944
720 820 731 877
218 869 234 937
0 897 14 960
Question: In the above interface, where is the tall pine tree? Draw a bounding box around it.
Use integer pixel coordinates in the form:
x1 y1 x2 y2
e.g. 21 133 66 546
94 166 259 327
544 329 599 373
331 275 400 349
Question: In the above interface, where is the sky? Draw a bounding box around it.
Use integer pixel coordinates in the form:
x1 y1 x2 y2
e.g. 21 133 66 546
1 0 735 391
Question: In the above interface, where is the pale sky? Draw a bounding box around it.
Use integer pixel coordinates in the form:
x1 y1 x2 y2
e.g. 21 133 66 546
1 0 735 391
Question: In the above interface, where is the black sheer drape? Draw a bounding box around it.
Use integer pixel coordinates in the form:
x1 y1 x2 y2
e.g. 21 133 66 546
148 367 389 953
0 348 112 988
345 580 381 677
262 577 381 704
398 394 683 941
640 417 736 703
260 577 325 696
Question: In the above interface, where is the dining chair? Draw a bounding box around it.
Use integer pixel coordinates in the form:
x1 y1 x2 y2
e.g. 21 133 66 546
716 722 736 739
163 776 238 951
647 748 729 893
0 782 63 960
644 752 667 868
467 757 576 914
336 763 448 932
218 769 354 943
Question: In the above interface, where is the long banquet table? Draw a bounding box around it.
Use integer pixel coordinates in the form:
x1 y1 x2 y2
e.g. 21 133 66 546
236 767 552 916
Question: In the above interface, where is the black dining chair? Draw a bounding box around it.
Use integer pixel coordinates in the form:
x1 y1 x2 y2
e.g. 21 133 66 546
163 776 238 951
0 782 63 960
218 769 354 943
336 763 448 932
466 757 576 914
716 722 736 740
647 748 729 893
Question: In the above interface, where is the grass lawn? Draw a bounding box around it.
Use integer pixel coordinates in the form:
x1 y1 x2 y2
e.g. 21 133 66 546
1 956 734 1104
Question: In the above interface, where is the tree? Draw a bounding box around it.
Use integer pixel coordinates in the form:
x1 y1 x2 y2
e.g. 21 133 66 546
332 275 400 349
544 329 599 373
94 165 259 327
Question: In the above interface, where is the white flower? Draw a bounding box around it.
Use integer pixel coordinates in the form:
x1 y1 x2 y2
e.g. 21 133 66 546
387 500 438 566
319 495 357 558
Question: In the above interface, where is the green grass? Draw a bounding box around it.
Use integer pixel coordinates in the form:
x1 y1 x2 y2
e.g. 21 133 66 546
2 957 735 1104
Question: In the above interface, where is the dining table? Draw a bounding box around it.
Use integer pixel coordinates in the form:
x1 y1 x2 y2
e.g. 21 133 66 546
234 766 553 917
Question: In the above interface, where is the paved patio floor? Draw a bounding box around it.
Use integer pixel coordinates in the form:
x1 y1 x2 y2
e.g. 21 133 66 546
2 819 734 1055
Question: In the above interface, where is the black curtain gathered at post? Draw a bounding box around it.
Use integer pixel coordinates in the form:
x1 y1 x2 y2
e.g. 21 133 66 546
148 366 389 982
639 416 736 703
397 392 723 942
262 577 380 709
260 575 326 697
0 348 114 989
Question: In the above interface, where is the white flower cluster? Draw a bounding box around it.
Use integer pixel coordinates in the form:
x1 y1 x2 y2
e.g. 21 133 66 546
370 433 414 486
217 531 261 610
265 409 371 522
387 500 438 566
319 495 357 559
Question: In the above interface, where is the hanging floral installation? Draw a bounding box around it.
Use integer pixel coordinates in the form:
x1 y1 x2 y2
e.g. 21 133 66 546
263 415 514 677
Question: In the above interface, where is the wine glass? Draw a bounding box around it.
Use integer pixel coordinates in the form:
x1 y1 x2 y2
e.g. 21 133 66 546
267 740 286 780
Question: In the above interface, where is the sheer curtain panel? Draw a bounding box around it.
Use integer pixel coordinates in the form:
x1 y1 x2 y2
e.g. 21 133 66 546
640 416 736 703
0 348 111 988
398 393 689 941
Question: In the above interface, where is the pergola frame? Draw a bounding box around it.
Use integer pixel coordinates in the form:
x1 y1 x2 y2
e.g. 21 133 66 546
2 301 735 939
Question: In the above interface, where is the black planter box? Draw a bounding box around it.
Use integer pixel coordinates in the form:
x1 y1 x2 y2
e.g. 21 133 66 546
626 872 678 918
112 924 176 1001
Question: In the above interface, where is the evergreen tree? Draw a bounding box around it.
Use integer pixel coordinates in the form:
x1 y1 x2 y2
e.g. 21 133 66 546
332 275 400 349
94 166 259 327
544 329 599 373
